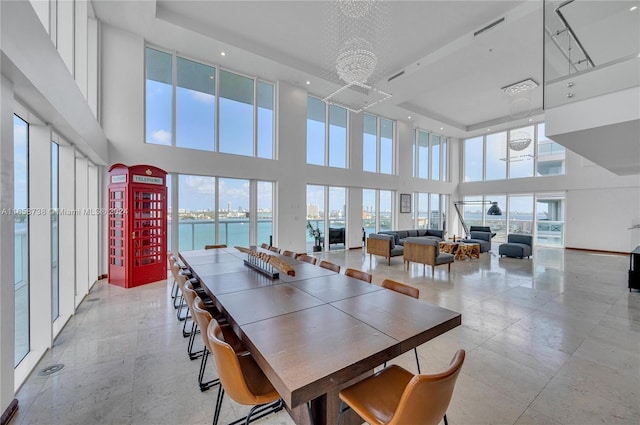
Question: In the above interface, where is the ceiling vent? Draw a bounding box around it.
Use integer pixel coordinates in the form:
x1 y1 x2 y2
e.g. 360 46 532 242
474 17 505 36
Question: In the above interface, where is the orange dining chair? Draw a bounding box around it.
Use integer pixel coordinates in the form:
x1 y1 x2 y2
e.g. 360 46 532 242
319 260 340 273
381 279 421 373
282 250 297 258
190 295 245 392
336 349 465 425
260 243 270 249
206 320 284 425
269 246 281 253
344 268 372 283
205 244 227 249
296 254 317 265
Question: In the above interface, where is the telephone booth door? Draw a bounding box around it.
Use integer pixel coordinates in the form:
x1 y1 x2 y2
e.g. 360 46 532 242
130 185 166 286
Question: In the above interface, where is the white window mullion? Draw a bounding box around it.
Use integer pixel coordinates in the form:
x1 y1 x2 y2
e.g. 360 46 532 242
171 52 177 147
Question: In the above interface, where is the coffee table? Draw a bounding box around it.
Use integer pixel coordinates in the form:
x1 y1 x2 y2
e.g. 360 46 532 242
456 242 480 260
438 241 459 255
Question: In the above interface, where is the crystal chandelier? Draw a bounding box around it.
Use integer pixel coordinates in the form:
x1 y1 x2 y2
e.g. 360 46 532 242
502 78 538 119
336 38 377 84
508 131 532 151
338 0 374 19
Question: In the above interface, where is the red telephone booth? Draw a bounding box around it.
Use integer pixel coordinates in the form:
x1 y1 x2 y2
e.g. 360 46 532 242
108 164 167 288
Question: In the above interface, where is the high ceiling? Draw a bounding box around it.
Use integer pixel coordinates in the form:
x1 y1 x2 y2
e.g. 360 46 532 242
92 0 545 138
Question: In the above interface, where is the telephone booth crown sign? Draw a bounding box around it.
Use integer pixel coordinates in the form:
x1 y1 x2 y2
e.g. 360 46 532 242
108 164 167 288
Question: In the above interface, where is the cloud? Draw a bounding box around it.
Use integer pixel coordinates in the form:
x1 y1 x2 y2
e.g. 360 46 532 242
183 175 215 194
190 91 215 104
149 129 171 144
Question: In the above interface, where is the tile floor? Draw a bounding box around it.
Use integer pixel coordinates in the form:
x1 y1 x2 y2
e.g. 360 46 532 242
10 246 640 425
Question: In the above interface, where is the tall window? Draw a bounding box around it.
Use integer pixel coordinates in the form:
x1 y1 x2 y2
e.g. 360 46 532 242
379 190 393 231
362 189 394 234
485 132 507 180
307 97 348 168
145 47 172 146
219 71 253 156
509 126 535 178
218 178 250 246
257 82 274 159
145 47 274 158
508 195 534 234
51 141 59 321
416 193 429 229
536 194 565 246
176 57 215 151
363 113 394 174
464 137 483 182
363 114 377 173
416 130 429 178
178 175 215 251
431 135 441 180
14 115 29 366
536 123 565 176
306 185 325 249
329 105 347 168
307 97 325 166
363 189 376 237
257 181 273 246
416 193 447 230
485 195 507 242
328 187 346 248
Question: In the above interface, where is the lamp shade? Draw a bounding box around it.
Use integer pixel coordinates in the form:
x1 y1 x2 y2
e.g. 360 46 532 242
487 202 502 216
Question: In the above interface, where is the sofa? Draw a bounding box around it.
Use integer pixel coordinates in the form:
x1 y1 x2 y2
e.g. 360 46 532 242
462 226 494 253
328 228 345 246
378 229 444 246
367 233 404 266
499 234 533 258
462 231 492 253
403 237 455 277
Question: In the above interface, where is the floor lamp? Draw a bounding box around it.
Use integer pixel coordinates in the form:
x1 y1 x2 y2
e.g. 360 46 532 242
454 200 502 238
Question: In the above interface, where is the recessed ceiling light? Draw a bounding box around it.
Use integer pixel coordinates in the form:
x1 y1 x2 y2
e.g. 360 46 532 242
630 6 638 11
306 81 310 85
440 127 443 130
408 116 412 120
487 128 491 132
221 51 226 56
528 118 533 122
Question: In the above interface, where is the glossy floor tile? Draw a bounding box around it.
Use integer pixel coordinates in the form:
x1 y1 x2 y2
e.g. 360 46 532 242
11 246 640 425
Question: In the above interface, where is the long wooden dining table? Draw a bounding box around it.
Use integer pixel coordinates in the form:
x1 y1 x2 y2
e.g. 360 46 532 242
180 247 461 425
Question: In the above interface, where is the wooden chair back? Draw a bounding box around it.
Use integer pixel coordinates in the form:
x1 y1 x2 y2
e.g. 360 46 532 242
297 254 317 265
345 268 372 283
319 260 340 273
382 279 419 299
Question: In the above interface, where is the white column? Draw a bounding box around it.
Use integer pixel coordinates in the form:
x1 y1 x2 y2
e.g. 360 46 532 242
87 163 98 287
74 156 88 305
28 124 53 355
0 74 17 422
57 145 75 328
